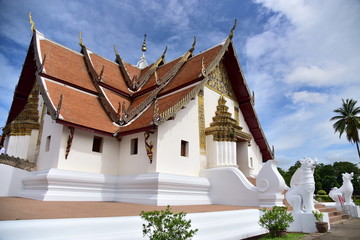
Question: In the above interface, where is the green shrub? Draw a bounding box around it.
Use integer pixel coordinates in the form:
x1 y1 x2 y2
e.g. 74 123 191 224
140 206 198 240
259 206 294 234
317 190 327 195
312 210 324 222
315 194 333 202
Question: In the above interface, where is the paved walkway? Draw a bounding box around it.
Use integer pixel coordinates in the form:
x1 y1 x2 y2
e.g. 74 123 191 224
0 197 257 221
303 217 360 240
1 198 359 239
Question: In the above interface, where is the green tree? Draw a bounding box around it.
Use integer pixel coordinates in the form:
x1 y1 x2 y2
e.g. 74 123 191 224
330 98 360 159
333 161 360 195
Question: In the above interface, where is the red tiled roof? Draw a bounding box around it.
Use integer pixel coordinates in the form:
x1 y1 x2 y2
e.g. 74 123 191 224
40 40 96 93
5 29 273 161
89 53 131 94
44 79 118 133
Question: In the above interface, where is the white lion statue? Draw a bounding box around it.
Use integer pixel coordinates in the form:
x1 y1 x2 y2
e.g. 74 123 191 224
286 157 318 214
329 172 355 206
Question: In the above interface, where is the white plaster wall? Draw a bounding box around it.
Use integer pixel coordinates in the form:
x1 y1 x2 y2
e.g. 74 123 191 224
57 128 120 175
156 99 200 176
27 129 39 162
37 114 63 170
237 141 250 175
118 132 156 175
247 138 263 176
5 135 30 159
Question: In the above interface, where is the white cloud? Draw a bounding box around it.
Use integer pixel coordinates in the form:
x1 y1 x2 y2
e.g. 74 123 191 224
246 0 360 167
285 65 346 87
287 91 328 105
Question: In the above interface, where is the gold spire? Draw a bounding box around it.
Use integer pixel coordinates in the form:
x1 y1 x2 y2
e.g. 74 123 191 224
141 34 147 52
29 12 35 32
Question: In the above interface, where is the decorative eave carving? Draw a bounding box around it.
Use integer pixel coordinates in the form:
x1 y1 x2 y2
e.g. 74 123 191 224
80 43 121 124
200 19 237 78
114 44 135 90
205 96 252 143
135 46 167 91
120 38 197 125
157 37 196 86
154 80 205 125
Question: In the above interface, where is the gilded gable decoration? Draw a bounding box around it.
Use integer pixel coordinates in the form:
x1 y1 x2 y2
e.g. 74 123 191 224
205 96 251 143
3 83 40 136
198 90 206 153
206 62 236 100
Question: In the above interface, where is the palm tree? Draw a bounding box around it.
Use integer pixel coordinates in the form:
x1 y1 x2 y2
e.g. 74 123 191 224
330 99 360 159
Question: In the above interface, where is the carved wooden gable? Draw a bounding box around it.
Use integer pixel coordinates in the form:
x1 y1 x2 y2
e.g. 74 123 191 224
206 61 236 100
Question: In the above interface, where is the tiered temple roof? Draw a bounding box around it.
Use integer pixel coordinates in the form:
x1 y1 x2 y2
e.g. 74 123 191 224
4 21 274 161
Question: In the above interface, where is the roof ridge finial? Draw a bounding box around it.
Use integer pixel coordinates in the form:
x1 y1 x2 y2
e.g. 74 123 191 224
113 44 119 55
79 32 84 47
190 36 197 52
29 12 35 32
137 33 148 69
142 33 147 52
229 19 237 39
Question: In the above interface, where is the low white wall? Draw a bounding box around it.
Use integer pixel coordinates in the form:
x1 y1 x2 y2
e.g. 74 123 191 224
116 172 211 206
0 164 31 196
20 168 117 201
0 209 267 240
18 168 211 205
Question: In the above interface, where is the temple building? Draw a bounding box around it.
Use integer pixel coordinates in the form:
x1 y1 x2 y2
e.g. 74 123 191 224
1 20 283 206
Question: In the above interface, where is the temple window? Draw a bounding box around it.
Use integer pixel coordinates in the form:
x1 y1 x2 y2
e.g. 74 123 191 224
131 138 138 155
249 157 254 169
181 140 189 157
92 136 103 153
45 135 51 152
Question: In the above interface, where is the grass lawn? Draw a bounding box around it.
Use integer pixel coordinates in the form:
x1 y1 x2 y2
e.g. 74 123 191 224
259 232 308 239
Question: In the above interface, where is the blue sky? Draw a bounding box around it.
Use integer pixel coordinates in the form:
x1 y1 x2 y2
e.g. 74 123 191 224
0 0 359 169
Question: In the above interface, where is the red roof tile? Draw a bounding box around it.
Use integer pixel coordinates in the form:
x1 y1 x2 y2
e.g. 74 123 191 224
40 40 96 92
44 79 118 133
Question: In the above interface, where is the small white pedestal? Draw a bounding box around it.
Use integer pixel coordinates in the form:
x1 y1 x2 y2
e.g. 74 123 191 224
287 212 330 233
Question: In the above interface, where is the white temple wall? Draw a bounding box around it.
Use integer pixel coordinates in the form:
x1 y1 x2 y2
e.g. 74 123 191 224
247 139 263 176
156 99 200 176
237 141 250 175
37 114 63 170
117 132 157 175
4 135 30 159
27 129 39 162
57 128 120 175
